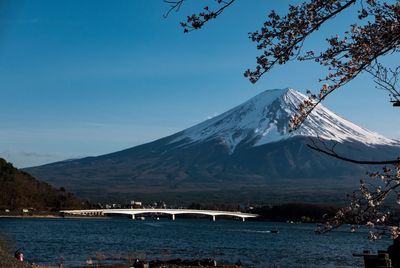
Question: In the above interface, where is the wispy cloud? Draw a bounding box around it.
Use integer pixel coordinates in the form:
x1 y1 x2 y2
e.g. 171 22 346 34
207 112 219 120
19 151 54 158
0 150 58 168
0 120 181 168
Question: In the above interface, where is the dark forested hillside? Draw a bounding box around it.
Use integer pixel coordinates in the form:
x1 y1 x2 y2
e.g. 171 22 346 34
0 158 84 210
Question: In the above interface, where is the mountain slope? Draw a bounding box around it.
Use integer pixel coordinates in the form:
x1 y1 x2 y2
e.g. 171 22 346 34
0 158 83 210
25 89 400 203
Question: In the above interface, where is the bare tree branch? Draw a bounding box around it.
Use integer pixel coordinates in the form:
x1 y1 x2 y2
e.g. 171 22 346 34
168 0 400 239
307 143 400 165
366 61 400 106
163 0 185 18
245 0 357 84
290 1 400 130
165 0 236 32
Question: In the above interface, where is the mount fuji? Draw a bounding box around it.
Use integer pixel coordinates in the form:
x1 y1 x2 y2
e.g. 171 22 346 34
25 89 400 203
172 88 396 151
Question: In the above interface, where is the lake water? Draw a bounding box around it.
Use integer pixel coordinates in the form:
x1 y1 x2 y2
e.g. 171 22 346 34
0 217 392 268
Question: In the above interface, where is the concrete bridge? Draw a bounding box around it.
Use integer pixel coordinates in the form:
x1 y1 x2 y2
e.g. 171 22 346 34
60 208 258 221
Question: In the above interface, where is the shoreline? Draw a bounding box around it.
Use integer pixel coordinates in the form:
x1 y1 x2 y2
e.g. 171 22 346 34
0 215 62 219
0 215 111 219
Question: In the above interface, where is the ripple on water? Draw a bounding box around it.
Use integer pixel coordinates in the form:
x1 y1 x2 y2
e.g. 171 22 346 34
0 218 392 268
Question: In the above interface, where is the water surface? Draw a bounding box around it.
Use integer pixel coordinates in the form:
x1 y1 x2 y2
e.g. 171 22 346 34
0 217 391 267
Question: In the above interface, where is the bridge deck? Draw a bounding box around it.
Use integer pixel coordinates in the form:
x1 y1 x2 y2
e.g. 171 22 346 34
60 208 258 221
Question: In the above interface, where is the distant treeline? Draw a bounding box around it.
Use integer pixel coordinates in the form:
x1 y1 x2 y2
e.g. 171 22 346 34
0 158 87 211
188 202 400 224
254 203 400 224
187 202 338 222
250 203 339 222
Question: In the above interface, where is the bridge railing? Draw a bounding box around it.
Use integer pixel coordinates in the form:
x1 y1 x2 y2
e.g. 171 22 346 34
60 208 258 221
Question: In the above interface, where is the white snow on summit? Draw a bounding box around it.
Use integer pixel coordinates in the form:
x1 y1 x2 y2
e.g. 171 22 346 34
172 88 399 153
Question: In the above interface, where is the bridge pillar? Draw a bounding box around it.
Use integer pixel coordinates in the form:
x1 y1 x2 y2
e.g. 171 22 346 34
172 214 175 221
131 214 135 220
212 215 216 222
242 217 245 222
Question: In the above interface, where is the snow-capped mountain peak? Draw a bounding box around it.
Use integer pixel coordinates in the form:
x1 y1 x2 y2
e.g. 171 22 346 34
25 88 400 201
171 88 398 153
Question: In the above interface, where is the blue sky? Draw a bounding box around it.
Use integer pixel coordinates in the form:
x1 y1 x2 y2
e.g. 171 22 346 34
1 0 399 168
